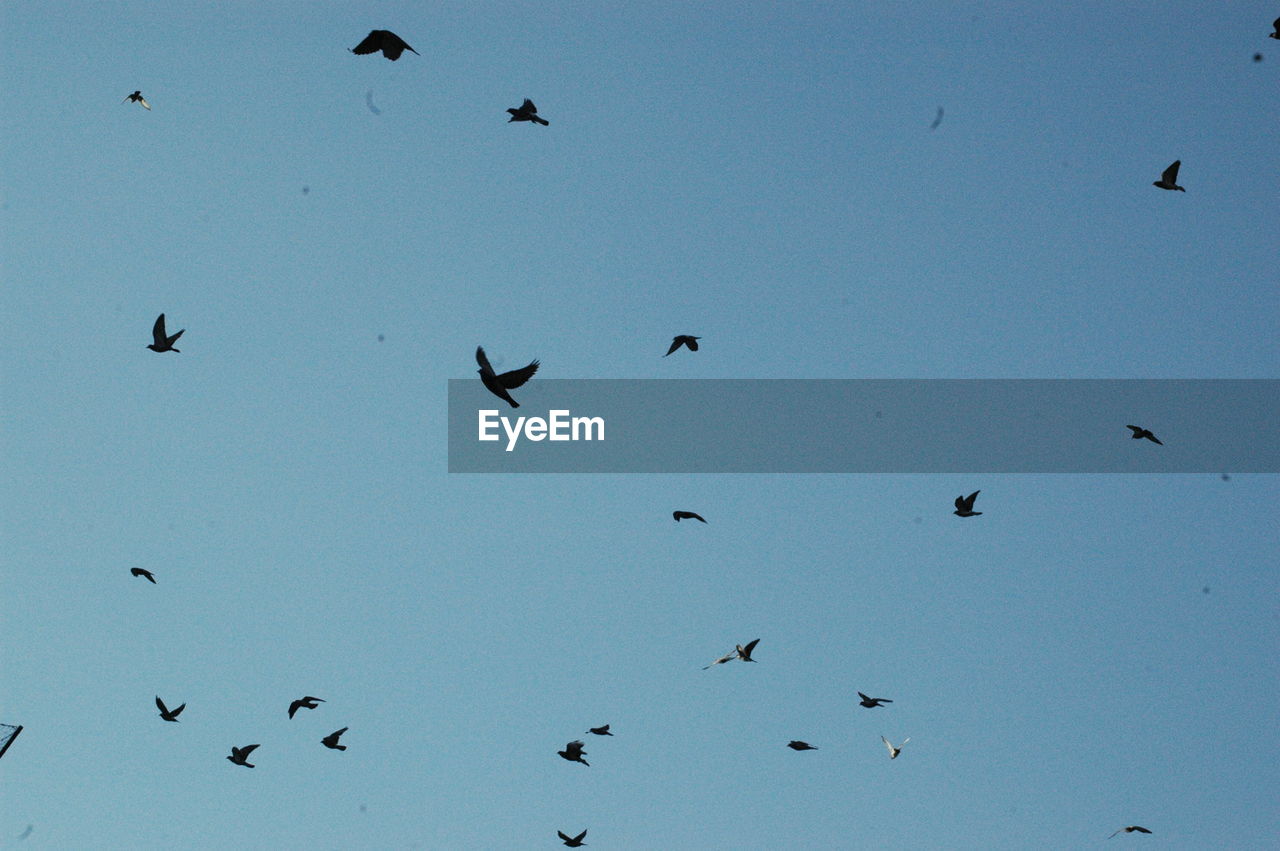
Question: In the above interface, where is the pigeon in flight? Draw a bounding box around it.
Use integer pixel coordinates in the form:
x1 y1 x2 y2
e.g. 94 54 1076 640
858 692 892 708
665 335 701 356
321 727 348 750
476 346 539 408
586 725 613 736
1108 826 1153 839
703 638 760 668
881 735 909 759
122 90 151 110
350 30 418 61
227 744 259 768
1270 17 1280 39
954 490 982 517
130 567 156 584
1126 425 1163 445
507 99 549 125
787 740 818 751
288 696 324 719
1153 160 1185 191
558 740 589 766
155 696 185 722
558 829 588 847
673 511 706 523
147 314 184 353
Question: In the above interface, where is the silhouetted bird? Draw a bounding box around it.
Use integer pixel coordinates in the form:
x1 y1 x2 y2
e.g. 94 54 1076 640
288 696 324 718
787 740 817 750
507 99 549 125
930 106 944 130
122 90 150 110
558 740 589 766
673 511 706 523
1153 160 1185 191
476 346 539 408
586 725 613 736
1255 52 1265 62
704 638 760 668
954 490 982 517
155 696 185 722
1126 425 1163 445
147 314 184 353
558 829 588 847
350 30 418 60
665 335 700 356
1271 17 1280 39
881 735 909 759
321 727 348 750
1109 826 1153 838
227 744 259 767
858 692 892 708
130 567 156 584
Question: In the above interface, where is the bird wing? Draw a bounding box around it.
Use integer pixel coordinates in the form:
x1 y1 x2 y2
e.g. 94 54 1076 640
954 494 965 510
152 314 167 345
351 31 383 54
475 346 494 374
703 651 735 668
156 696 168 714
1148 434 1163 445
138 97 151 110
741 638 760 657
900 737 910 747
1132 827 1151 834
240 744 260 756
388 33 418 54
288 700 302 718
498 360 539 389
858 692 870 701
558 832 571 842
574 830 587 842
665 338 681 356
1126 425 1142 435
882 736 894 754
1163 160 1181 183
1108 829 1122 839
171 703 185 717
686 337 699 351
522 99 536 112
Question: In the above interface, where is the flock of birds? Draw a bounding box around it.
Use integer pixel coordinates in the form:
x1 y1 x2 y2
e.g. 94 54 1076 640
106 16 1280 845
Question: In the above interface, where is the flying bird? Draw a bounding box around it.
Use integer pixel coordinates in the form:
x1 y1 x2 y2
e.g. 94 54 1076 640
155 696 185 722
350 30 418 61
122 90 150 110
507 98 549 125
558 740 589 766
365 90 382 115
703 638 760 668
1108 826 1153 839
288 696 324 719
954 490 982 517
930 106 944 130
881 735 910 759
321 727 348 750
227 744 259 768
1271 17 1280 39
1153 160 1185 191
787 740 818 750
1126 425 1163 445
858 692 892 708
130 567 156 584
558 829 588 847
147 314 184 353
476 346 539 408
665 335 700 356
586 725 613 736
673 511 706 523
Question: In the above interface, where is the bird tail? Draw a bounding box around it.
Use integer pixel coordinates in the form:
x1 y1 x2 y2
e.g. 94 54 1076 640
533 116 549 126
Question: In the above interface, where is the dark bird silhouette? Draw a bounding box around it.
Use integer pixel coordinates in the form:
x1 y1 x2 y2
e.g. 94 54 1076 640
881 735 910 759
288 696 324 719
1255 52 1265 62
147 314 184 353
476 346 539 408
954 490 982 517
930 106 944 130
673 511 706 523
858 692 892 708
558 829 588 847
703 638 760 668
507 98 549 125
130 567 156 584
787 740 817 750
350 30 418 60
1109 826 1153 839
321 727 348 750
1271 17 1280 39
558 740 589 766
1153 160 1185 191
122 90 150 110
155 696 185 722
227 744 259 768
665 335 700 356
586 725 613 736
1126 425 1163 445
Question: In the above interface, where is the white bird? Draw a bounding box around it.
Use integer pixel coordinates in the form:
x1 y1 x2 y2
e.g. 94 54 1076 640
881 735 909 759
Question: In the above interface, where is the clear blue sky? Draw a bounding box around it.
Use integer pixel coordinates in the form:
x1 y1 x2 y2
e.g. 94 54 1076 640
2 2 1277 848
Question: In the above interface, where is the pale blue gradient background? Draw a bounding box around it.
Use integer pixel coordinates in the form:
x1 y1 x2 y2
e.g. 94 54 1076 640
2 2 1278 849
